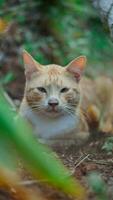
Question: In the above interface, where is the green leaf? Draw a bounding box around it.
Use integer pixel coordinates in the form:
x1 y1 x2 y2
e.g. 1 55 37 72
102 137 113 152
0 134 17 170
88 172 108 200
0 0 5 7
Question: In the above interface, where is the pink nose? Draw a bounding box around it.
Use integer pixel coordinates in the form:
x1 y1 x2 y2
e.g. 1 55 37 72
48 98 59 107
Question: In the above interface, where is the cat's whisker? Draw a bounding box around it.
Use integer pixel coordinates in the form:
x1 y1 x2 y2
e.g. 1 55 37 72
31 106 42 111
63 105 75 117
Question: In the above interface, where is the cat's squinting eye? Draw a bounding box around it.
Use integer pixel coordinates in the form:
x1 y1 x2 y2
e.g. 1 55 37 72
37 87 47 93
60 87 69 93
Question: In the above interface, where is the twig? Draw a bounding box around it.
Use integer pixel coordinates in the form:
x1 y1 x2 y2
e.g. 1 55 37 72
90 159 113 165
74 154 90 169
70 154 90 176
18 180 39 186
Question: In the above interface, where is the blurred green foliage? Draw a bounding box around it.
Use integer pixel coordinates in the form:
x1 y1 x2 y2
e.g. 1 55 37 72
88 172 108 200
1 0 113 76
102 137 113 153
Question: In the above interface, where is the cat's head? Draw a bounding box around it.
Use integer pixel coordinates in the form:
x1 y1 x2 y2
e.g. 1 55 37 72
23 50 86 117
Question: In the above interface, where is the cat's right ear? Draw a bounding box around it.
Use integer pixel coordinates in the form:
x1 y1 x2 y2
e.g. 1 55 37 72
66 56 86 82
23 50 42 80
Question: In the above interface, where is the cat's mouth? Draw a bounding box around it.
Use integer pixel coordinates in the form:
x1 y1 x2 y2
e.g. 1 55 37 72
46 108 60 113
44 106 64 117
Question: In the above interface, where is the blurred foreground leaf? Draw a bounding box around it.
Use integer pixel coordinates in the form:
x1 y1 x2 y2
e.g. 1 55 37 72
0 88 86 199
0 168 41 200
0 135 17 169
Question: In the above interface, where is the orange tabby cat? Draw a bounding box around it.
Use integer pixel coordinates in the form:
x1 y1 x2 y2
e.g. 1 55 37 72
20 50 113 146
20 50 90 146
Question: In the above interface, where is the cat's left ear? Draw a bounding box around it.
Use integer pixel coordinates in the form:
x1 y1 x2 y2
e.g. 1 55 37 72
23 50 42 80
66 56 86 82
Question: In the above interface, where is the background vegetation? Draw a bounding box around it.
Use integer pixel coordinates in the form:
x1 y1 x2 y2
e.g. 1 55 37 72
1 0 113 83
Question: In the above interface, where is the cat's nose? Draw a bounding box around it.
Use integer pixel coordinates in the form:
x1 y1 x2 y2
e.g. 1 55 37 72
48 98 59 107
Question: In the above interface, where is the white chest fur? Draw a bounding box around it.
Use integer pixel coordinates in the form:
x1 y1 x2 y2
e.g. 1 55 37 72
21 105 79 140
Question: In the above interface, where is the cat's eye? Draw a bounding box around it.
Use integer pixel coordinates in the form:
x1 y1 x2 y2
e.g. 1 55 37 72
37 87 47 93
60 87 69 93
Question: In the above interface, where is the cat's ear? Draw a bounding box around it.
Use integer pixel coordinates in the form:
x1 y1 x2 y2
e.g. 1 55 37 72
23 50 42 80
66 56 86 82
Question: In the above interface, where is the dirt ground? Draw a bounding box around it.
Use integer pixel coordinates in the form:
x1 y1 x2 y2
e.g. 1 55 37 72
1 140 113 200
17 136 113 200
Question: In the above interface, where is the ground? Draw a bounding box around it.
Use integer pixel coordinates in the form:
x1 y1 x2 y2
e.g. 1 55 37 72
1 125 112 200
17 136 113 200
